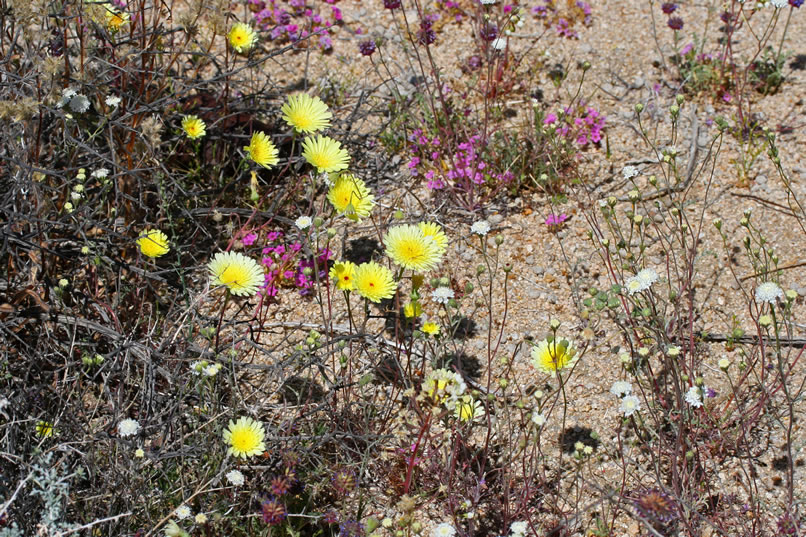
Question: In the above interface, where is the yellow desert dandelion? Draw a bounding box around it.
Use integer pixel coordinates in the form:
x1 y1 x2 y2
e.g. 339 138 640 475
223 416 266 458
327 173 375 221
353 261 396 303
244 131 279 168
208 251 264 296
281 93 332 134
137 229 170 258
421 322 440 336
384 224 443 272
418 221 447 254
36 420 54 438
531 337 578 375
181 115 206 140
228 23 257 53
105 8 129 31
301 135 350 174
454 395 484 422
330 261 357 291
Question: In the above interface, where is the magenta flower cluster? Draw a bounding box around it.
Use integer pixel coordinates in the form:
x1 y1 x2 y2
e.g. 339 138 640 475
545 213 568 228
260 231 332 297
544 103 606 147
406 130 513 192
249 0 342 51
532 0 592 38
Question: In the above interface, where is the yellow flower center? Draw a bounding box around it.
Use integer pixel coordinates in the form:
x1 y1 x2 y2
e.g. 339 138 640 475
288 111 312 131
231 428 258 452
218 266 248 290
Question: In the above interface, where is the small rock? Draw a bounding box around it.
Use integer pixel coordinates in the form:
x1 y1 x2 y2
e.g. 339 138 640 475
488 214 504 225
755 174 767 185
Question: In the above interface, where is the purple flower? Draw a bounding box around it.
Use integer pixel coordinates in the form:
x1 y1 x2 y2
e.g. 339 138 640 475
418 20 437 45
545 213 568 227
667 17 684 30
358 39 376 56
242 233 258 246
790 0 803 6
479 23 498 41
384 0 401 8
261 498 287 525
661 2 677 13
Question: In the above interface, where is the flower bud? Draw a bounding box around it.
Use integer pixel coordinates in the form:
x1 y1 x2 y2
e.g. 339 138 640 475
635 103 644 114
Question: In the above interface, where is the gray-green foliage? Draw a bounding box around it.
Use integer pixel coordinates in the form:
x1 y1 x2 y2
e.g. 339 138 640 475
0 452 81 537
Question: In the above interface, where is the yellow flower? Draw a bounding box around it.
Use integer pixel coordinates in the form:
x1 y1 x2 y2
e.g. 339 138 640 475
105 8 129 31
354 261 397 303
418 222 447 254
453 395 484 422
403 301 422 318
530 337 578 375
228 23 257 53
137 229 170 258
301 135 350 174
208 251 264 296
181 115 206 140
223 416 266 458
421 322 440 336
35 420 54 438
327 173 375 222
330 261 357 291
244 131 279 168
281 93 332 134
384 224 443 272
423 369 465 404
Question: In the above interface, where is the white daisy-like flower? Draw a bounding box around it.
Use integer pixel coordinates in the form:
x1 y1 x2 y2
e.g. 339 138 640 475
91 168 110 179
491 37 506 51
510 521 528 535
105 95 121 107
470 220 491 236
530 411 546 427
203 363 222 377
295 215 312 230
610 381 633 397
190 361 205 375
636 268 659 286
619 395 641 417
622 165 639 179
625 268 659 295
194 513 208 524
431 286 455 304
118 418 141 437
57 88 77 108
771 0 787 7
431 522 456 537
69 94 91 113
755 282 783 304
174 505 191 520
225 469 245 486
684 386 703 408
481 0 497 4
